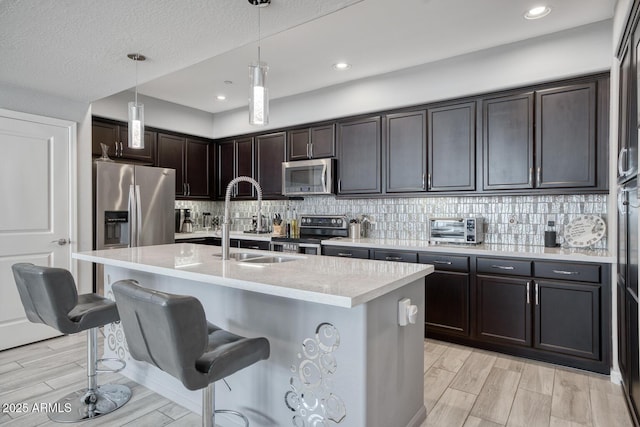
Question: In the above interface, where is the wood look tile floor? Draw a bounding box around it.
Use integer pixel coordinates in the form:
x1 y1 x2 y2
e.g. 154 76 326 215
0 334 633 427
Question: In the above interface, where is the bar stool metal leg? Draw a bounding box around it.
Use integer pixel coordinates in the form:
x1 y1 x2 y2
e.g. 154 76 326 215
203 383 249 427
48 327 132 422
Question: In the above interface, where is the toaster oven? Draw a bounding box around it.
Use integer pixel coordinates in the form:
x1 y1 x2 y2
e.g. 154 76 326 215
428 217 484 244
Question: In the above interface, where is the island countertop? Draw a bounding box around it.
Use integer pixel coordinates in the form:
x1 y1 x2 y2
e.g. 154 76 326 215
74 243 433 308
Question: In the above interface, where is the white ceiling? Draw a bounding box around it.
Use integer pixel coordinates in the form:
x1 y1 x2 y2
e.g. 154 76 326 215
0 0 617 115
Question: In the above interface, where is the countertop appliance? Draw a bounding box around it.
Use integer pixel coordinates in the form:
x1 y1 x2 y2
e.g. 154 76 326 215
94 161 175 292
282 158 335 196
428 217 484 244
270 214 348 255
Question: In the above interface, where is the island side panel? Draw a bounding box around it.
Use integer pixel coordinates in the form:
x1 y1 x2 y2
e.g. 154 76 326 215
102 265 369 426
366 278 426 427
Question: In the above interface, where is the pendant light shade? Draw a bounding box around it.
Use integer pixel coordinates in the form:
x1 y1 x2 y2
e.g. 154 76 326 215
248 0 270 126
127 53 146 149
249 62 268 126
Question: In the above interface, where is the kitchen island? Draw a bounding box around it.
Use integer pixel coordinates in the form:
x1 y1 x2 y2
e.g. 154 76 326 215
74 243 433 427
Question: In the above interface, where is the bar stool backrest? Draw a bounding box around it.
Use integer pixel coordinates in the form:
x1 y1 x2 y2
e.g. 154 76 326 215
112 280 210 390
12 263 79 334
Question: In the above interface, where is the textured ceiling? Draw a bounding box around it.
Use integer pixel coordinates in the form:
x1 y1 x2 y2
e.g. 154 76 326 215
0 0 616 113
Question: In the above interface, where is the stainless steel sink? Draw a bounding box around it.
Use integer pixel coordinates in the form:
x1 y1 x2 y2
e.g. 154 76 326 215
240 256 299 264
213 252 263 261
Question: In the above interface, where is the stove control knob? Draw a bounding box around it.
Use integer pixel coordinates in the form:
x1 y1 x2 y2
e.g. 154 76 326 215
337 219 343 225
331 219 336 224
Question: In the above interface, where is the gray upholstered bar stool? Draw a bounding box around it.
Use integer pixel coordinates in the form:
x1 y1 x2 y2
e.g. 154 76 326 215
111 280 270 427
11 263 131 422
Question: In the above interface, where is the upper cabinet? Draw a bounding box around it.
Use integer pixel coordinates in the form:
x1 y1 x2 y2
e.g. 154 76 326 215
619 36 638 182
385 110 427 193
157 133 211 199
256 132 286 198
217 137 255 199
92 118 155 163
337 116 382 195
428 102 476 192
288 124 335 161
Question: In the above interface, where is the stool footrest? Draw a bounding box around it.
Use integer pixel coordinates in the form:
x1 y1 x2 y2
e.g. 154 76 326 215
96 357 126 374
215 409 249 427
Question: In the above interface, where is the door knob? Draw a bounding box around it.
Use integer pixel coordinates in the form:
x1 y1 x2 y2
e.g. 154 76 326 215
51 238 69 246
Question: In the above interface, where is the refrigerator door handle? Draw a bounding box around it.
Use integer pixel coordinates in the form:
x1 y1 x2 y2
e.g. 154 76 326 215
128 184 136 247
135 185 142 247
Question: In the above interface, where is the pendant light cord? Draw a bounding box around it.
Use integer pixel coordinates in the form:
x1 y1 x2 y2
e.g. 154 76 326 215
257 5 261 64
134 54 139 105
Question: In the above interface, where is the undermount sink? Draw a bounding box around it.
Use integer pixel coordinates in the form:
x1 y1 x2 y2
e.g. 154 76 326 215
213 252 263 261
240 256 299 264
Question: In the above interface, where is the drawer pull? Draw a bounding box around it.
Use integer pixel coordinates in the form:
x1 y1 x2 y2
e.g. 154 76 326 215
385 256 403 261
433 260 453 265
526 281 530 305
248 246 260 249
491 265 515 270
552 269 579 275
338 252 353 257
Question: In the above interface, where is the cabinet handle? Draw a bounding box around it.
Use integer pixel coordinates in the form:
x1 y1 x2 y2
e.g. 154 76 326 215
337 252 353 257
433 260 452 265
248 245 260 249
306 143 310 159
338 179 342 193
551 269 579 276
535 281 539 305
526 281 530 305
309 143 314 158
491 265 515 270
182 183 186 196
187 183 191 196
422 173 426 191
385 256 403 261
536 167 541 186
529 167 533 185
114 141 119 157
427 173 432 190
619 147 630 177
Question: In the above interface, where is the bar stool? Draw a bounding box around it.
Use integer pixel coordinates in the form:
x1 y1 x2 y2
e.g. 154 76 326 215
11 263 131 422
111 279 270 427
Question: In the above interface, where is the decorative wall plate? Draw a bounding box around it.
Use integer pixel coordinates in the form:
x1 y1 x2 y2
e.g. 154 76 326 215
564 215 606 248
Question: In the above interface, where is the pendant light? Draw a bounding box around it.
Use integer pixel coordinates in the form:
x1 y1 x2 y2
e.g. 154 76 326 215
127 53 146 149
248 0 270 126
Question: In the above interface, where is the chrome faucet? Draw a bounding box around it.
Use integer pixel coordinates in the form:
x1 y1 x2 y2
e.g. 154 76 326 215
222 176 263 260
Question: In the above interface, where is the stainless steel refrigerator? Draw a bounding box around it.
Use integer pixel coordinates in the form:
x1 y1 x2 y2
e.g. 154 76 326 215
93 161 175 293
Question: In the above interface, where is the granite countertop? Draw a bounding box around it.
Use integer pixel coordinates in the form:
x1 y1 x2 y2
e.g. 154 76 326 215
323 237 615 263
175 230 272 241
74 244 433 308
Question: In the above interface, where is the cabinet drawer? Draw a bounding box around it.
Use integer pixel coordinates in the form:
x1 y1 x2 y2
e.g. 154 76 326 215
238 240 270 251
534 261 600 283
373 250 417 263
419 253 469 272
477 257 532 277
323 246 370 259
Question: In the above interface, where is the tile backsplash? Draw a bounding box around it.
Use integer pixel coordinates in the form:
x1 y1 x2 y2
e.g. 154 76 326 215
176 194 609 249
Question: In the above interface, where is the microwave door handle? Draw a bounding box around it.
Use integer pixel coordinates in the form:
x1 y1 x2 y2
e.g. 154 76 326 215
321 163 327 192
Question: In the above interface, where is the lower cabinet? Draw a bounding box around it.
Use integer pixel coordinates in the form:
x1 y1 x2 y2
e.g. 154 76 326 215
323 245 370 259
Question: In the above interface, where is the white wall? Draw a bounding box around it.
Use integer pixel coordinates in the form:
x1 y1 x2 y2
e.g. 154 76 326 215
213 20 613 138
92 91 215 138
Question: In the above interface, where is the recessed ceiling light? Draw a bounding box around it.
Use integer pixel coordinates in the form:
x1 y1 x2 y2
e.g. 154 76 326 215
216 95 227 101
333 62 351 70
524 5 551 19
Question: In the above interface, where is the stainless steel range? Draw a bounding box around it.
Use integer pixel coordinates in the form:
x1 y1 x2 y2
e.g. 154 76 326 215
270 214 348 255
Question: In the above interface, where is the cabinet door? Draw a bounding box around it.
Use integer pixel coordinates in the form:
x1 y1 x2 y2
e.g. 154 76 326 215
477 275 532 346
337 116 382 194
628 291 640 417
92 120 119 157
620 38 636 180
619 281 629 384
256 132 286 198
119 127 156 162
236 138 254 198
288 129 310 161
426 271 470 337
535 83 596 188
185 138 210 198
372 250 417 263
238 240 270 250
322 246 369 259
157 133 185 196
428 102 475 191
534 280 600 360
218 142 235 199
385 111 426 193
310 124 335 158
482 93 534 190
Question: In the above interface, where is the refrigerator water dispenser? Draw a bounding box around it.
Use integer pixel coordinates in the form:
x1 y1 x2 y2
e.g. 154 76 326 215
104 211 129 247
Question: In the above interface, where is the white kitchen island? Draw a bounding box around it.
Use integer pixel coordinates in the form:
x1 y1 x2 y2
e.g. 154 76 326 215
74 243 433 427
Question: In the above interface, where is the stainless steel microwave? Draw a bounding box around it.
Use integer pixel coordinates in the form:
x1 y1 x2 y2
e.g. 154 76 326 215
428 217 484 244
282 158 335 196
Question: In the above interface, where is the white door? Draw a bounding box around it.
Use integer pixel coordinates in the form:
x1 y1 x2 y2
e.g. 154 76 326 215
0 109 75 350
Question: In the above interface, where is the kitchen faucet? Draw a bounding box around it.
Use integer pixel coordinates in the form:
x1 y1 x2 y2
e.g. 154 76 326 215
222 176 263 260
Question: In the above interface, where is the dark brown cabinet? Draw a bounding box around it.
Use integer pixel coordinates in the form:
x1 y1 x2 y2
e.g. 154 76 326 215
238 239 270 250
482 93 534 190
428 102 476 191
337 116 382 195
535 83 597 188
385 111 427 193
288 124 335 161
420 253 470 337
322 245 370 259
372 250 417 263
92 118 155 163
256 132 286 198
157 133 211 199
619 37 637 181
217 138 255 199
